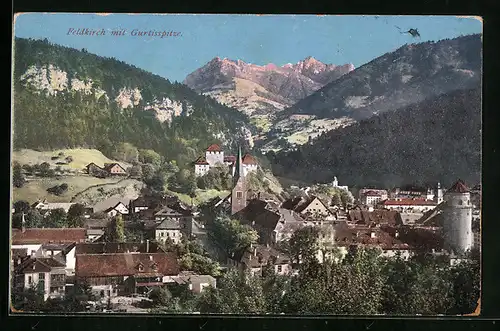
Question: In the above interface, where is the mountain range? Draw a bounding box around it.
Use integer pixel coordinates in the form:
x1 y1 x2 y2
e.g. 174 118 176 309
184 56 354 118
260 34 482 152
12 38 253 167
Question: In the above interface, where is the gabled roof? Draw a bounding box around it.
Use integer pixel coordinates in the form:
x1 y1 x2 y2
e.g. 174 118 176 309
42 242 75 253
155 205 189 217
15 257 66 274
206 144 221 152
12 228 87 245
242 154 258 165
103 163 127 172
233 244 291 268
93 197 132 213
347 210 402 226
447 180 470 194
83 218 112 229
86 162 103 169
282 196 330 214
75 252 179 277
103 201 129 213
194 156 209 165
156 218 182 230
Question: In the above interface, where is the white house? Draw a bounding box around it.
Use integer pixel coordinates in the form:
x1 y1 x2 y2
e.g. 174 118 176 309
359 189 388 206
103 202 129 217
13 257 67 300
154 218 183 244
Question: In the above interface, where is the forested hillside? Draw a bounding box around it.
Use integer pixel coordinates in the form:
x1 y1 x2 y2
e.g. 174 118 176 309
13 38 252 167
269 88 481 189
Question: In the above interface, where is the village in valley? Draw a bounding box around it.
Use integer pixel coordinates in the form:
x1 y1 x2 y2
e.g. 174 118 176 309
11 14 482 315
10 142 481 313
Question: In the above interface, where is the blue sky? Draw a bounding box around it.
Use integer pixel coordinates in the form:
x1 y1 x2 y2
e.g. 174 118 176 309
14 14 482 82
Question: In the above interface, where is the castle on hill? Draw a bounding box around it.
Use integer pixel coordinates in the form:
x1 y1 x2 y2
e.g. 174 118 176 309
194 144 258 177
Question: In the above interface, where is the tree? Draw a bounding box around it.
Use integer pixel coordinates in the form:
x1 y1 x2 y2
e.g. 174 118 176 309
26 209 43 228
11 282 45 312
13 200 31 214
13 162 26 188
180 253 221 277
138 149 162 168
331 194 342 207
146 173 166 193
112 142 139 163
141 164 155 182
106 214 125 242
198 268 265 314
211 215 259 255
128 164 142 178
68 203 86 218
44 208 67 228
449 258 480 314
288 226 320 264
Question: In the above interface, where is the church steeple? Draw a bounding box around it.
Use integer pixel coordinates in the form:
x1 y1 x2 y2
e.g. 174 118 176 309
231 145 247 215
233 146 244 185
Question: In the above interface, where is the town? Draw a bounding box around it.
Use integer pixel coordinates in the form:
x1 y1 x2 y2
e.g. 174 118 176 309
10 143 481 314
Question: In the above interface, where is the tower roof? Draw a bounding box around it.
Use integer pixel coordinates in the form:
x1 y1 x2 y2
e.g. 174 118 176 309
206 144 221 152
233 146 244 186
446 180 470 194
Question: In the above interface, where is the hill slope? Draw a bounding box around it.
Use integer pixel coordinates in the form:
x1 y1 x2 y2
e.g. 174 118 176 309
12 38 253 166
264 34 482 151
269 88 481 189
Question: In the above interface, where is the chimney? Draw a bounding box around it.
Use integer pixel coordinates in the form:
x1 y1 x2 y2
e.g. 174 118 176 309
370 231 376 238
149 255 153 261
146 240 149 253
395 231 399 238
253 247 257 257
17 257 21 266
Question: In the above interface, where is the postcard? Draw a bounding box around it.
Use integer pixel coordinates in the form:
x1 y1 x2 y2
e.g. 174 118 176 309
10 13 482 316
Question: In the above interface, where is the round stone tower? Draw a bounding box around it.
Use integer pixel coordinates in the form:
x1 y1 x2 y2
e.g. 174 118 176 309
442 180 473 255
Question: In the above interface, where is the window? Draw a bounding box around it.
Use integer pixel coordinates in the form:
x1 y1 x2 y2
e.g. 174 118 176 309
277 265 282 273
236 191 243 198
39 273 45 280
459 200 463 205
160 232 164 237
167 232 170 237
28 276 32 284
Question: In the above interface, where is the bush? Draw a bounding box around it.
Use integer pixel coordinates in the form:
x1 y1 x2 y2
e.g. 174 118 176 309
47 183 69 196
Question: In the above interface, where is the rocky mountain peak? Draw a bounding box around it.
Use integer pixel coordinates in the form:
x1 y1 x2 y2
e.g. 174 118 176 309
184 55 354 119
